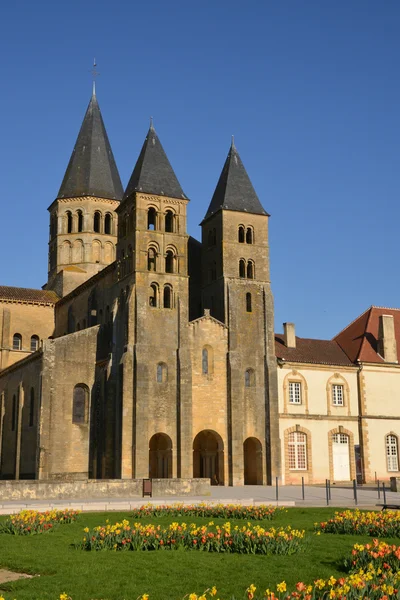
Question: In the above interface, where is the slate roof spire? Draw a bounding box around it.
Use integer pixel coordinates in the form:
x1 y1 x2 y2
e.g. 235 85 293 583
57 91 123 201
123 122 187 201
203 139 268 221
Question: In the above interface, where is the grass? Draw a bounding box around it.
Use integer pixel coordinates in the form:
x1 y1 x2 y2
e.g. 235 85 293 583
0 507 391 600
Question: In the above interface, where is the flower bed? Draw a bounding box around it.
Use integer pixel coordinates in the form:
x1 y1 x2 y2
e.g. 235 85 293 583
79 519 306 555
0 509 80 535
130 503 279 520
345 539 400 573
315 509 400 537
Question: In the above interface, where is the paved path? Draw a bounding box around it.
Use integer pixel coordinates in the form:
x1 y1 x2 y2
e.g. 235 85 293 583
0 483 396 514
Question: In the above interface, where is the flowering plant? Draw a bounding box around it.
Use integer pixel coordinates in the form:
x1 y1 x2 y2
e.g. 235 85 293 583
130 503 279 521
315 509 400 537
0 509 80 535
79 519 306 555
345 539 400 573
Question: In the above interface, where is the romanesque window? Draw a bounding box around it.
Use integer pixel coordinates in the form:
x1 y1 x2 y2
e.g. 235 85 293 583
247 260 255 279
149 283 158 307
246 292 252 313
72 385 88 425
245 368 255 387
104 213 112 235
288 431 307 470
289 382 302 404
94 211 102 233
163 285 173 309
386 434 399 471
13 334 22 351
30 335 39 352
66 211 73 234
332 384 344 406
239 259 246 278
246 227 254 244
148 248 157 272
238 226 245 243
77 210 83 233
165 249 176 274
157 363 168 383
11 394 17 431
165 210 174 233
29 387 35 427
202 348 209 375
148 207 157 230
209 261 217 282
208 228 217 247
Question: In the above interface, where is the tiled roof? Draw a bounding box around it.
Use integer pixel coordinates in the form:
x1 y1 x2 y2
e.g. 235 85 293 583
275 334 354 366
334 306 400 364
0 286 59 305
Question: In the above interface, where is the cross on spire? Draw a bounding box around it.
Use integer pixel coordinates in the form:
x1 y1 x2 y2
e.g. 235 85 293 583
91 58 99 95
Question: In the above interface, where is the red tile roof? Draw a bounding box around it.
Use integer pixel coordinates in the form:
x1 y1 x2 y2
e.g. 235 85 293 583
0 286 59 305
275 334 354 366
334 306 400 364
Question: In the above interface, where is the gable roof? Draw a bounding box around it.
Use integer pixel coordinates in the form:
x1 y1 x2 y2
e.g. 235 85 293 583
123 123 187 201
334 306 400 364
57 92 123 201
275 334 353 366
0 286 59 306
203 140 268 222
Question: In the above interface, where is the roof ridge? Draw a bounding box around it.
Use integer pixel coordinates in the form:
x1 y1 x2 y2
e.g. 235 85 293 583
370 305 400 312
332 306 373 340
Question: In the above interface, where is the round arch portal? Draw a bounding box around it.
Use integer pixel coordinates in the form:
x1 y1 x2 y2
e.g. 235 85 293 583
149 433 172 478
243 437 263 485
193 430 224 485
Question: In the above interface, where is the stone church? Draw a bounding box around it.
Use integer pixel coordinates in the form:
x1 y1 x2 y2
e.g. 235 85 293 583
1 91 400 486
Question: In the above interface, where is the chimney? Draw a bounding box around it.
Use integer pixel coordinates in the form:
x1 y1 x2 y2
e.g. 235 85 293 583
283 322 296 348
378 315 398 363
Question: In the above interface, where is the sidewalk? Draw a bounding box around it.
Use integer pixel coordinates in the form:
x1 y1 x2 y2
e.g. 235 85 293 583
0 483 395 514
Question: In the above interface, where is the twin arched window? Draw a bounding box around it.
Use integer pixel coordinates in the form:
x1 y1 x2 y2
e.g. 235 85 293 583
147 207 176 232
72 385 88 425
149 283 173 308
238 226 254 244
239 259 255 279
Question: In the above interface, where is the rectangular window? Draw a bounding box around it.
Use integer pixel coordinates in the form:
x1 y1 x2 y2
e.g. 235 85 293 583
332 384 344 406
289 382 302 404
288 432 307 470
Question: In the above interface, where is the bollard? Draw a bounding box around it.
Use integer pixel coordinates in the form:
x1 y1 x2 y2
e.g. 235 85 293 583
378 480 381 499
276 476 279 502
328 479 332 501
325 479 329 506
383 482 387 506
353 479 358 505
301 476 305 500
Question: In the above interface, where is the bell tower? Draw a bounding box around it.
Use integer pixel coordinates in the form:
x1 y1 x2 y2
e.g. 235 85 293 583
201 139 280 484
47 91 123 295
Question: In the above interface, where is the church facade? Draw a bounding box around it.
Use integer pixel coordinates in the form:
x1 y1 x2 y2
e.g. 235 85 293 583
1 92 400 486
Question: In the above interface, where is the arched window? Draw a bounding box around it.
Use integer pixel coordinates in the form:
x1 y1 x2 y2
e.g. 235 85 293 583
157 363 168 383
165 210 174 233
66 211 73 234
245 368 255 388
12 394 17 431
247 260 255 279
30 335 39 352
149 283 158 307
165 250 175 273
29 387 35 427
104 213 112 235
163 285 173 309
288 431 307 470
94 211 101 233
239 259 246 278
77 210 83 233
246 227 253 244
386 434 399 471
13 333 22 351
72 385 88 425
148 207 157 230
246 292 252 313
238 226 245 243
148 248 157 271
202 347 209 375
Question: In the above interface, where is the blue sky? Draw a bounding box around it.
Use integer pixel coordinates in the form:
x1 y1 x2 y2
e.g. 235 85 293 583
0 1 399 339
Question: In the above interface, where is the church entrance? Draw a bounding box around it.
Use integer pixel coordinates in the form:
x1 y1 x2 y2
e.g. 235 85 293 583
243 437 263 484
149 433 172 478
193 430 224 485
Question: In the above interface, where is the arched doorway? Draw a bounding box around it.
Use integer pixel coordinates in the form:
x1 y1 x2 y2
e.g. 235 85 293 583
149 433 172 478
193 430 224 485
244 437 263 485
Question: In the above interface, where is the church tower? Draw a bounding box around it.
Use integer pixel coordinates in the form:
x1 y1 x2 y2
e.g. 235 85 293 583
201 140 280 484
115 122 190 479
47 91 123 296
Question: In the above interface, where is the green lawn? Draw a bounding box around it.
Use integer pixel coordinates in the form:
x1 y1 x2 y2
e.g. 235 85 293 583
0 508 389 600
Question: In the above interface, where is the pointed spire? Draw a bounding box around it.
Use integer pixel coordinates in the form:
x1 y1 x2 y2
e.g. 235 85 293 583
57 93 123 201
123 123 187 201
203 140 268 221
